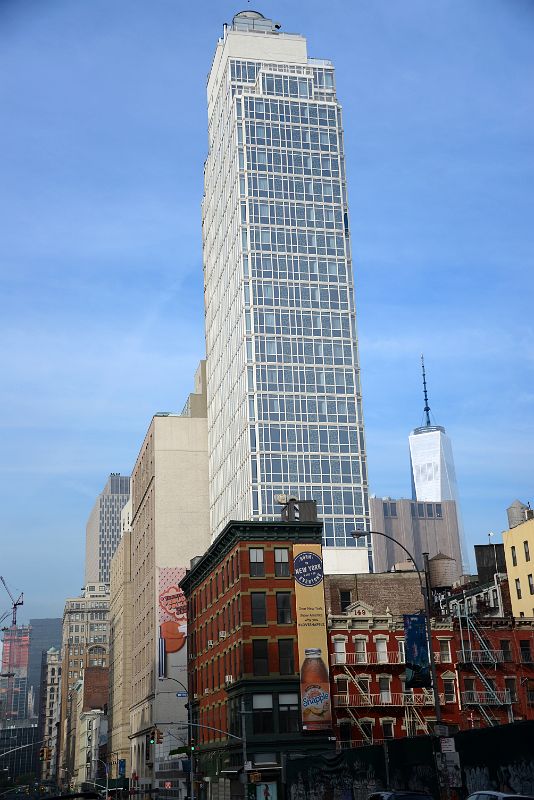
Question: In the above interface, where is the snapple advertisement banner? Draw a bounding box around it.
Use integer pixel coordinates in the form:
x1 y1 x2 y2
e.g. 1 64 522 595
293 543 332 731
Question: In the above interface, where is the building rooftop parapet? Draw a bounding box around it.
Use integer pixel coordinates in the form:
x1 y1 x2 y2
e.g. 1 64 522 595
180 519 322 594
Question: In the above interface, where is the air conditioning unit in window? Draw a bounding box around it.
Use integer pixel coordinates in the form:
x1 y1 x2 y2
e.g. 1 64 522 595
204 688 210 695
207 640 214 648
193 693 199 700
219 631 227 640
225 675 234 686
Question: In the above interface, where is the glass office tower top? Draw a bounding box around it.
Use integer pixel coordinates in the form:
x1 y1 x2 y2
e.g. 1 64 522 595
203 12 370 566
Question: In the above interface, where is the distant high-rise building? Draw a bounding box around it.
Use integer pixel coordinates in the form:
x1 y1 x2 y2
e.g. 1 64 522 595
85 473 130 585
202 11 370 574
408 357 467 570
0 625 30 721
27 618 62 720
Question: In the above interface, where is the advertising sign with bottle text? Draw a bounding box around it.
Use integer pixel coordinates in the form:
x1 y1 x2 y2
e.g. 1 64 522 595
292 543 332 730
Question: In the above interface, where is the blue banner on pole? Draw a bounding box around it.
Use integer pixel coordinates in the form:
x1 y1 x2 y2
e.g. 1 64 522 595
403 613 432 689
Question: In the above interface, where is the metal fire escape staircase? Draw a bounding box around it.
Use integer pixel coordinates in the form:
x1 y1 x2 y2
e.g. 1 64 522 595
457 609 513 726
342 665 374 745
341 663 429 742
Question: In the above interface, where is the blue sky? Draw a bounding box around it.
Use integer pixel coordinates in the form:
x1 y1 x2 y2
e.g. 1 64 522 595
1 0 533 621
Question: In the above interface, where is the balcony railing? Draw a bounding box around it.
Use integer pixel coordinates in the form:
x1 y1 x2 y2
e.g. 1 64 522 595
334 692 442 708
460 690 511 706
331 652 404 666
456 649 505 663
331 652 450 667
338 738 386 750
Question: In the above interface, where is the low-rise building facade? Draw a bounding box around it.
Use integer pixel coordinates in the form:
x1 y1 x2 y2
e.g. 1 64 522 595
180 520 334 800
328 600 461 747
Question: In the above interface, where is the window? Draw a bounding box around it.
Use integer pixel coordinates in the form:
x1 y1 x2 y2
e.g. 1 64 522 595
516 578 522 599
525 541 531 562
439 640 451 663
426 503 434 518
339 722 351 748
381 720 394 739
354 639 367 664
504 677 517 702
443 679 456 703
397 639 405 663
253 640 269 676
360 720 373 741
383 502 389 517
390 502 397 517
511 546 517 567
278 693 299 733
520 640 532 664
378 677 391 703
356 677 370 697
251 593 267 625
252 694 273 734
276 592 292 624
340 590 351 612
529 574 534 595
274 548 290 577
464 678 475 701
249 548 265 577
333 639 346 665
435 503 443 518
500 640 512 661
375 639 388 663
278 639 294 675
336 677 348 694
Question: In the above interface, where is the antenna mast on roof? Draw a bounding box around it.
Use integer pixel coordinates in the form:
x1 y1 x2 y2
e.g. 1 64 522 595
421 354 431 427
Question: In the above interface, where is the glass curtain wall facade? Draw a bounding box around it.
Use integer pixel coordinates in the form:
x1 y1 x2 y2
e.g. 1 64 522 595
203 12 370 561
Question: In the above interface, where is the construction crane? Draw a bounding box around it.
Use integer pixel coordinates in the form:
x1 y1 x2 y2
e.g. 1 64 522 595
0 576 23 627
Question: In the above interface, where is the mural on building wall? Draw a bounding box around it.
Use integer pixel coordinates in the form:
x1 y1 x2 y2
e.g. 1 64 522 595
157 567 187 674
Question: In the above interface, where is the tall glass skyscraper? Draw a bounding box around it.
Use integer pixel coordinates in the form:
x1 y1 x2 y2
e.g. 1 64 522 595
203 12 370 571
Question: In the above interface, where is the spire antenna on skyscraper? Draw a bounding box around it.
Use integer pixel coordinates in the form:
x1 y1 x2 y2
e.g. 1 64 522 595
421 354 432 427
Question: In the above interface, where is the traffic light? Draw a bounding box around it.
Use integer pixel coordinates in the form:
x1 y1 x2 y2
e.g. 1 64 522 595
39 748 45 762
149 729 156 745
156 728 163 744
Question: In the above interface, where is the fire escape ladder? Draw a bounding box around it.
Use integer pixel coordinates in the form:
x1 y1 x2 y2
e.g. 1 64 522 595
343 665 372 703
466 616 497 665
478 703 498 727
471 663 501 704
346 707 373 745
404 703 429 737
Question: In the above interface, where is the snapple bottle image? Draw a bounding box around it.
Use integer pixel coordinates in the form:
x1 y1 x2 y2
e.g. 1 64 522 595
300 647 331 730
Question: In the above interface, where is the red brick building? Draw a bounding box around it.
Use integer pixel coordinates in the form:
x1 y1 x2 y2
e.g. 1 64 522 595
453 614 534 728
180 520 334 800
328 599 462 748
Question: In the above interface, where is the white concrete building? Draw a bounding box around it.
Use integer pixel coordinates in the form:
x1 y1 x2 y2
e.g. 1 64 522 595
202 11 371 574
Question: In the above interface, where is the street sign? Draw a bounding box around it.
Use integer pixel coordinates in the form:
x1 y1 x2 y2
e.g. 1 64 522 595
175 691 188 698
434 724 449 737
440 737 456 753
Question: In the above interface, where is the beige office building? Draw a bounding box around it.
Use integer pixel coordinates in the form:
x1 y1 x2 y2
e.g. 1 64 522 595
129 362 210 791
370 496 462 581
58 584 110 778
503 514 534 618
108 503 133 779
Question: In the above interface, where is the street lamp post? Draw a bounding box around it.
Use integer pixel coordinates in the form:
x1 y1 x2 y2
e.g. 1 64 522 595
93 758 109 799
352 530 442 724
158 677 194 800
